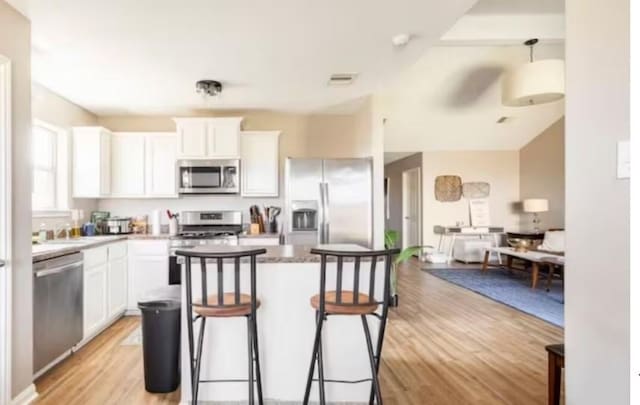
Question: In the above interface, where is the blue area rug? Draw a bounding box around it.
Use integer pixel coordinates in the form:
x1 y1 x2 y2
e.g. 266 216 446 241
425 267 564 327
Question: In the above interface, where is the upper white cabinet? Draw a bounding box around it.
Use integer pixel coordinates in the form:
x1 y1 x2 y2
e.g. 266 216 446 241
241 131 280 197
109 132 178 198
146 133 178 197
111 133 146 197
73 127 112 198
174 117 243 159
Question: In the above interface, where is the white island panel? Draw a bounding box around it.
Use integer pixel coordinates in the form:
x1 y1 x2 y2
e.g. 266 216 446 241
180 258 385 404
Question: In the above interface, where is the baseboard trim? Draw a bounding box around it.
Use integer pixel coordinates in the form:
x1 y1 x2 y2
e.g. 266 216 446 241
11 384 37 405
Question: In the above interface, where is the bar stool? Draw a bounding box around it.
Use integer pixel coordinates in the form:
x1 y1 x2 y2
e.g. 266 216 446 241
302 247 400 405
175 246 267 405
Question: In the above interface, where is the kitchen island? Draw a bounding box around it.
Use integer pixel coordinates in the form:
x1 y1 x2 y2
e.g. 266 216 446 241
179 244 385 404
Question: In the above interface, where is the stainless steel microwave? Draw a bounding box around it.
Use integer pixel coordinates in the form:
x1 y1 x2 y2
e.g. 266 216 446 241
177 159 240 194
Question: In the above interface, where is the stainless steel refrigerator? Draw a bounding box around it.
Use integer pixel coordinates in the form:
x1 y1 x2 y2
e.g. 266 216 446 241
285 157 373 247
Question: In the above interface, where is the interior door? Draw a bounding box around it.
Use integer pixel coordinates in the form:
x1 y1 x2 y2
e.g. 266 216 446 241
323 159 373 247
402 167 421 249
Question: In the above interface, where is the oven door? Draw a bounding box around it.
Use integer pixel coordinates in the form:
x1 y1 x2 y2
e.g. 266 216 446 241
178 159 239 194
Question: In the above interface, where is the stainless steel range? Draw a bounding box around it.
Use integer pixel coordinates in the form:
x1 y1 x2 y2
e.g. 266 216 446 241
168 210 243 284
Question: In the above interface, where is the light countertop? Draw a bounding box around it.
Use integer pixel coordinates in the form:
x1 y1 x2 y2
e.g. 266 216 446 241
32 235 129 262
176 244 374 264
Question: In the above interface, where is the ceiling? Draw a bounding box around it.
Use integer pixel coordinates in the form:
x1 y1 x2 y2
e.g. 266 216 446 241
8 0 477 115
380 44 565 151
384 152 418 165
468 0 563 15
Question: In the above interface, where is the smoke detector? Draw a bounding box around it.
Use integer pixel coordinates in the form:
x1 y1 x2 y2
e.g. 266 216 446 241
328 73 358 86
392 33 411 48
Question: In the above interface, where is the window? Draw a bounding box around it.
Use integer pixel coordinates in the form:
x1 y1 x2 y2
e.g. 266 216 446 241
31 121 68 212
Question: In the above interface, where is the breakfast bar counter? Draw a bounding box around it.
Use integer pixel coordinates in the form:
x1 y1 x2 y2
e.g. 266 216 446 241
179 244 385 404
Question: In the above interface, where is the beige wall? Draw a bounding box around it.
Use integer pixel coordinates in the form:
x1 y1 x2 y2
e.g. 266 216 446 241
421 151 520 248
32 83 100 231
519 117 565 229
0 0 33 398
565 0 630 403
384 153 422 248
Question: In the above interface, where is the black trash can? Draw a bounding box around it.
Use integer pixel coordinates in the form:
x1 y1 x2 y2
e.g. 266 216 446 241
138 287 181 393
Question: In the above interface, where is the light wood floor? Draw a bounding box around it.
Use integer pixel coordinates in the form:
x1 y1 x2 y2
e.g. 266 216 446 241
35 260 563 404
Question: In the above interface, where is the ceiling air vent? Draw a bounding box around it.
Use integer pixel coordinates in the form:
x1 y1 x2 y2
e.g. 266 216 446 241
328 73 358 86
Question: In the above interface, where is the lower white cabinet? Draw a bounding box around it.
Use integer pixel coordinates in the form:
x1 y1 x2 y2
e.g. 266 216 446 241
83 241 128 340
127 240 169 313
83 262 108 339
108 256 128 316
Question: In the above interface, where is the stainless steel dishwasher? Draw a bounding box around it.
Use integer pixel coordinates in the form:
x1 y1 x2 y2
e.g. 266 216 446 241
33 252 83 374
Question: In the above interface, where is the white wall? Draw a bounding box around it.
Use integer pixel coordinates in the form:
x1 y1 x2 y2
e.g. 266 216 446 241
565 0 630 404
565 0 630 405
0 0 32 398
421 150 520 247
31 83 99 231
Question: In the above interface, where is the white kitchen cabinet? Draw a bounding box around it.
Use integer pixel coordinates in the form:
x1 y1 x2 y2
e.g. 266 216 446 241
176 119 207 158
127 240 170 313
240 131 280 197
83 262 108 339
111 133 146 197
107 242 128 317
73 127 112 198
82 241 128 341
146 133 178 197
174 117 243 159
108 132 178 198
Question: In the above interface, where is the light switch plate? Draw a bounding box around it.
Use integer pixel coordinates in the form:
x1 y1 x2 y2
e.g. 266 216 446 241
617 140 630 179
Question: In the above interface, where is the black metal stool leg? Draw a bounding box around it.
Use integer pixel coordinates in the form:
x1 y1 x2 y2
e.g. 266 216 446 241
303 310 325 405
186 313 196 389
369 312 389 405
362 315 383 405
193 317 207 404
317 316 326 405
252 315 264 405
247 316 255 405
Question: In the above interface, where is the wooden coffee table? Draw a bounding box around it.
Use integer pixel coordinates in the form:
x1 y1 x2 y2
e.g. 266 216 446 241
482 247 564 289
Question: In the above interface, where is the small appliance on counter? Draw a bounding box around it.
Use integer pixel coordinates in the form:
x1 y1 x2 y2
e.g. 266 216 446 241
90 211 110 235
104 217 132 234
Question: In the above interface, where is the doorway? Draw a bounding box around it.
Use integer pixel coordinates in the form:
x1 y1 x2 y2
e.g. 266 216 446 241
402 167 421 249
0 54 12 405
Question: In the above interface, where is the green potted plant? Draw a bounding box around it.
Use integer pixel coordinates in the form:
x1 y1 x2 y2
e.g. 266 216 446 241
385 229 432 307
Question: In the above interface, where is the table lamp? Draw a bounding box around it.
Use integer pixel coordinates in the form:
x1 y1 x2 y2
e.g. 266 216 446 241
523 198 548 232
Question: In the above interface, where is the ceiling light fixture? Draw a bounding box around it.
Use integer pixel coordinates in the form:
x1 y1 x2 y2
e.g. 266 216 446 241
502 38 565 107
196 79 223 98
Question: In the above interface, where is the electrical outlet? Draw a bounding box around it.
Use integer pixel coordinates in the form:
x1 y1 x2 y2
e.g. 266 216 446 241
617 140 630 179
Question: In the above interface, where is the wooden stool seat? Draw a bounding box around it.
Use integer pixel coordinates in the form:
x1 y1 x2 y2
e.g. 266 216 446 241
310 291 378 315
194 293 262 317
